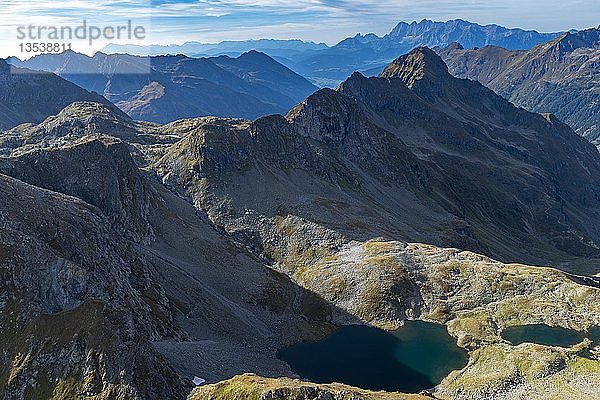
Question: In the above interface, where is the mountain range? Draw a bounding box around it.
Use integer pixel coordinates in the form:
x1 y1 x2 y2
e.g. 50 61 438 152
437 27 600 144
103 39 328 59
1 46 599 400
7 50 318 124
103 19 562 87
288 19 561 85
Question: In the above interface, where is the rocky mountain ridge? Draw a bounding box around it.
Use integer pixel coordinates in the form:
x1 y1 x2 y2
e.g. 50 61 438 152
437 27 600 143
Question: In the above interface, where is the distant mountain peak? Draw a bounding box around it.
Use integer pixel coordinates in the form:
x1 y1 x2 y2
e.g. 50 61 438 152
9 48 317 124
61 49 91 59
379 47 449 87
237 49 273 62
352 32 380 42
382 19 558 52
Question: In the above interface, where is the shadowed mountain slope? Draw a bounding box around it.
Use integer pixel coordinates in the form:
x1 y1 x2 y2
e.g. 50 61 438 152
0 59 118 131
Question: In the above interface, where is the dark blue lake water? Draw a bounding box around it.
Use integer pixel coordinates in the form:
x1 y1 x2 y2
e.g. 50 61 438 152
277 321 468 393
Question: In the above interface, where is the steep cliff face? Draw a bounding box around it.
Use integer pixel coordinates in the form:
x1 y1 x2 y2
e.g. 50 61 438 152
0 173 186 400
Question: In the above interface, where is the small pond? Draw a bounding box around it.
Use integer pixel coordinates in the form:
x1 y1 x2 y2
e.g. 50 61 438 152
501 324 586 348
587 326 600 344
277 321 468 393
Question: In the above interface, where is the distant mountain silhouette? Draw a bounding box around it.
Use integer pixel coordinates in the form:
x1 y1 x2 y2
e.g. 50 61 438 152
8 51 318 123
102 39 328 60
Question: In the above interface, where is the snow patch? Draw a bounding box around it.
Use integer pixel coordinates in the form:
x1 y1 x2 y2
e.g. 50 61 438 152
192 376 206 386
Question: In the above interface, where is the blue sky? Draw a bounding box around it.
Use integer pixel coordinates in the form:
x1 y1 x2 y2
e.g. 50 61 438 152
0 0 599 57
150 0 600 44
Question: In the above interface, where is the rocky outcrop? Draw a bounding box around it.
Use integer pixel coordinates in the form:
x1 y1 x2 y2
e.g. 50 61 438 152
0 137 155 242
189 374 430 400
0 173 186 399
438 344 600 400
